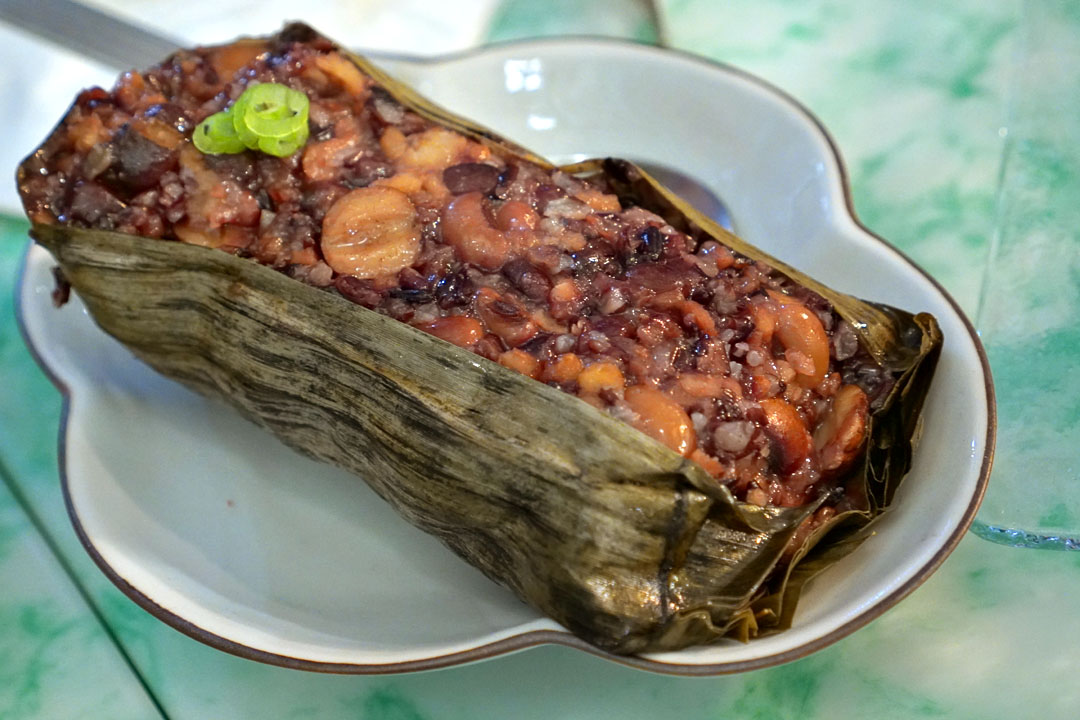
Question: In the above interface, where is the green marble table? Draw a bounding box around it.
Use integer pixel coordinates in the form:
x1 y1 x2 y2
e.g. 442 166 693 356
3 1 1079 717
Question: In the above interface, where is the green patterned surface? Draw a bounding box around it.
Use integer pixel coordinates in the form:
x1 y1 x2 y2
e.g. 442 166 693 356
0 224 162 720
2 1 1079 717
970 0 1080 545
659 0 1014 315
487 0 658 44
0 487 158 720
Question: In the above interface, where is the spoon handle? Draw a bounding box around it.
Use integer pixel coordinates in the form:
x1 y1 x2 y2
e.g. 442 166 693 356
0 0 180 70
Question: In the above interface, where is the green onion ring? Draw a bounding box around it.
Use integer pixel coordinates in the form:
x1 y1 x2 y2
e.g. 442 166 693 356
192 110 246 155
193 82 310 157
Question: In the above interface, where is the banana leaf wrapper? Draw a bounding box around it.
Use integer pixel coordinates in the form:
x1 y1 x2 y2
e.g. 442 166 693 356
22 26 942 655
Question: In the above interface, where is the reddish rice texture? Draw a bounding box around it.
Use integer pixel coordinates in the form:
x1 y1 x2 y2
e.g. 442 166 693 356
19 27 893 524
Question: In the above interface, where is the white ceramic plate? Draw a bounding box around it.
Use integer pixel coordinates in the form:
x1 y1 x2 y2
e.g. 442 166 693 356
17 38 993 674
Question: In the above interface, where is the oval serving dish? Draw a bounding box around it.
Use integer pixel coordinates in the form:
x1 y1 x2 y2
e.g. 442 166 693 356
17 37 992 674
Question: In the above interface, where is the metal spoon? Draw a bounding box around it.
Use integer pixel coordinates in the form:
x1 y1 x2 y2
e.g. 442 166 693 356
0 0 179 70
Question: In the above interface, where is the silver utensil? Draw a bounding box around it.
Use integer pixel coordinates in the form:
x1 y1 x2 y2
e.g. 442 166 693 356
0 0 179 70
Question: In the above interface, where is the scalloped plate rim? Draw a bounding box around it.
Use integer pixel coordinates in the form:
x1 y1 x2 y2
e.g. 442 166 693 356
15 36 993 675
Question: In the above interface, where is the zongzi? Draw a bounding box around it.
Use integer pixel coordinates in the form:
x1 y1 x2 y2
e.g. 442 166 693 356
17 23 941 654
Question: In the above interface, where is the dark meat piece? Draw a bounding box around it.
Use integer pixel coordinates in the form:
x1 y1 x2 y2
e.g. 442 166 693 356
107 125 177 191
443 163 501 195
69 182 126 227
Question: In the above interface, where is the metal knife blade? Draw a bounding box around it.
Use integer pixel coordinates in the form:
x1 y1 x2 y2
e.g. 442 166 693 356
0 0 180 69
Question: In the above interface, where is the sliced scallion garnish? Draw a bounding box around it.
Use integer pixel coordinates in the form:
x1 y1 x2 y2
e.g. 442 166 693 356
192 109 246 155
193 82 310 157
